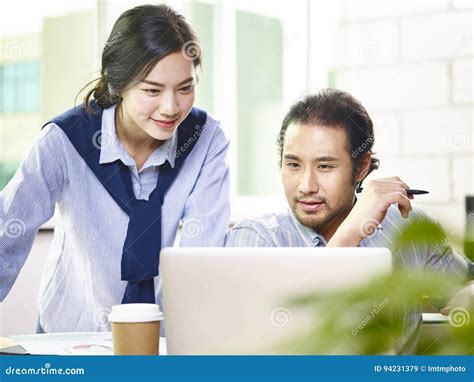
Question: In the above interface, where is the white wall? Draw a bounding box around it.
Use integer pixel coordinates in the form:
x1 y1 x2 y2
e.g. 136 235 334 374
0 231 51 336
330 0 473 237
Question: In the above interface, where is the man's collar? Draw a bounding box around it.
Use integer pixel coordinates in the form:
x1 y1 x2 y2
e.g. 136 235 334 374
288 208 327 247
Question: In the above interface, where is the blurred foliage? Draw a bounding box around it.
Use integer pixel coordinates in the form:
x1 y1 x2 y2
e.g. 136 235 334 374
281 216 474 355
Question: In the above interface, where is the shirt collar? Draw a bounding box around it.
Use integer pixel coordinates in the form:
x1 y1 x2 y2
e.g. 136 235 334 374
288 208 327 247
99 105 177 169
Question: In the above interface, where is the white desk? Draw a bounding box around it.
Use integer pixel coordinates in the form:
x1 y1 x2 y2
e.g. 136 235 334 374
1 314 448 355
5 332 167 356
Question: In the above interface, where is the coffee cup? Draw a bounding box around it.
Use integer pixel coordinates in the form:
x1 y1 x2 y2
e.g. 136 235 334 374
108 303 164 355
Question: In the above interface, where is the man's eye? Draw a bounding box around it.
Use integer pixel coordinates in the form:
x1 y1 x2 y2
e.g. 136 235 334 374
143 89 160 95
286 162 300 168
318 164 333 170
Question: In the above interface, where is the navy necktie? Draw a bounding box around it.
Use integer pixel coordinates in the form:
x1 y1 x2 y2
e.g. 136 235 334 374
120 162 183 304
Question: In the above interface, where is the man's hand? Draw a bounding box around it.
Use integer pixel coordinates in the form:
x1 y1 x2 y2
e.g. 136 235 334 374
328 176 414 247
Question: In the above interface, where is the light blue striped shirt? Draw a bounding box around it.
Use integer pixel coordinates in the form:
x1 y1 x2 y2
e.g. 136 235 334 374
225 205 471 353
0 105 230 335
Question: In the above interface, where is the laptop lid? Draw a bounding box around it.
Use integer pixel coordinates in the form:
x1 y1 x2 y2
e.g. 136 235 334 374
161 247 392 354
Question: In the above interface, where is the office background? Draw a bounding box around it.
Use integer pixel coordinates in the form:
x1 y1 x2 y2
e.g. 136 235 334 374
0 0 473 335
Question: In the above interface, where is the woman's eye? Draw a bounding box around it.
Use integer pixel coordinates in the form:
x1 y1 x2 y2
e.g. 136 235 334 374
179 85 194 93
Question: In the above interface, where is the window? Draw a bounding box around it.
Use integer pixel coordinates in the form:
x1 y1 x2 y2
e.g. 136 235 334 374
0 61 40 113
1 1 96 191
166 0 313 220
0 61 41 188
2 1 324 222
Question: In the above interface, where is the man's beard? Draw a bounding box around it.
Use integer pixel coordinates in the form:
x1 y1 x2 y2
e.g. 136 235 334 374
292 198 353 236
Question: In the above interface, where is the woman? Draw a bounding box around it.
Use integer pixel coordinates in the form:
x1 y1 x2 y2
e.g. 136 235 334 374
0 4 230 335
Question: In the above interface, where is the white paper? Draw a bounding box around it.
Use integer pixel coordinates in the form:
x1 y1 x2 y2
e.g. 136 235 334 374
10 332 167 355
421 313 449 323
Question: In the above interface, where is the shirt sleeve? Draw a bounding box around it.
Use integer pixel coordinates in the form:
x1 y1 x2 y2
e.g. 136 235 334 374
416 206 472 283
224 217 275 247
225 226 273 247
179 122 230 247
0 124 67 301
425 243 471 283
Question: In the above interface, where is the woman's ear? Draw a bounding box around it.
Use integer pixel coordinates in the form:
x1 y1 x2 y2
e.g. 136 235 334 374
356 152 372 184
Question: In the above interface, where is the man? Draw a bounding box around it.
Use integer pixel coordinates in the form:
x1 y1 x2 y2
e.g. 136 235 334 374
226 89 473 353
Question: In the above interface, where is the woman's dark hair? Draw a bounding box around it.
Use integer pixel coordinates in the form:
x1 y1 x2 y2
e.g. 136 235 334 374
81 4 201 111
277 88 380 187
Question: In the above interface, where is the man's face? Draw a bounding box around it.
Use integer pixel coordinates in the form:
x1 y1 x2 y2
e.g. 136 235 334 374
281 122 357 237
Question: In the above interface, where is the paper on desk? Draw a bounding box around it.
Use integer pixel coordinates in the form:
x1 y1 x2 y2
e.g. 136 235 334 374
422 313 449 323
0 337 18 348
10 332 167 355
11 332 114 355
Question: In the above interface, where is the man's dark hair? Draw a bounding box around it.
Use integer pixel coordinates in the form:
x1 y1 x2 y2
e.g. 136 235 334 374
277 88 380 187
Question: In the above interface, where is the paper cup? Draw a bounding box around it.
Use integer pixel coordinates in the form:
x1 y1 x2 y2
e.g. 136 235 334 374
108 303 164 355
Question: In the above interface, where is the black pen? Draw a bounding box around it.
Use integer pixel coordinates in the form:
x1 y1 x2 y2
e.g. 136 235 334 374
356 188 429 195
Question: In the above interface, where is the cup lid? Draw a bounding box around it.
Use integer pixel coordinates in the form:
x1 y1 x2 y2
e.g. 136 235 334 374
108 303 164 323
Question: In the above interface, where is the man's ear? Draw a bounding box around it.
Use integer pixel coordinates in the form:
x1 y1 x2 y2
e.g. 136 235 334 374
356 152 372 184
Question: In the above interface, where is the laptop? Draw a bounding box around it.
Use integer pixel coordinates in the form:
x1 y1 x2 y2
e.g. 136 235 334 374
161 247 392 355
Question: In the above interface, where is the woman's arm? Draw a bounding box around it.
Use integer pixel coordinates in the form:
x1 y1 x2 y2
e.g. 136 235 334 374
0 124 67 301
180 124 230 247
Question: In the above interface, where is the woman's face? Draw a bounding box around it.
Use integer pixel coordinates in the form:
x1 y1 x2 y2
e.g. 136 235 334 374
119 52 196 141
